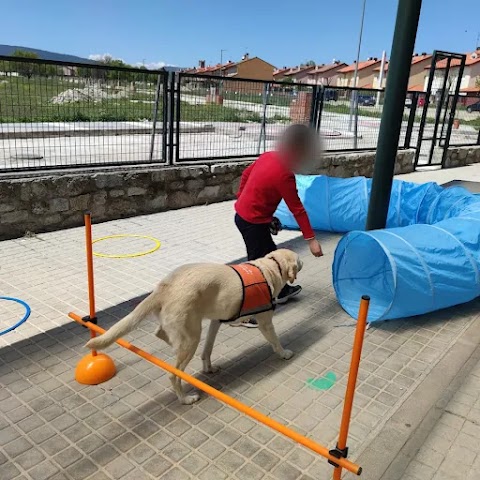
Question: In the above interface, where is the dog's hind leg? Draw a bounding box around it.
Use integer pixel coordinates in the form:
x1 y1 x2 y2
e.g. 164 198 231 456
256 313 294 360
168 321 202 405
201 320 221 374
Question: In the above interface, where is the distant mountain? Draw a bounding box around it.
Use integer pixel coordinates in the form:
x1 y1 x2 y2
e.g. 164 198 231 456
0 44 98 64
0 45 182 71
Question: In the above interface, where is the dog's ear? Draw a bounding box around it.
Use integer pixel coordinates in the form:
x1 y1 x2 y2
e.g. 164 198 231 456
287 262 298 283
266 251 287 280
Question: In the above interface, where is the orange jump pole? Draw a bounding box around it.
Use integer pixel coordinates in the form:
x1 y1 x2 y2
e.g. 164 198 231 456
331 295 370 480
68 312 362 476
74 213 116 385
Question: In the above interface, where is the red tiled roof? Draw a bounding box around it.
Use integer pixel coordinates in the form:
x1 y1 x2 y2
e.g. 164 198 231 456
338 59 381 74
374 54 432 72
461 86 480 93
428 50 480 69
308 63 347 75
408 84 424 92
283 65 316 76
273 67 292 76
188 56 275 75
411 54 432 65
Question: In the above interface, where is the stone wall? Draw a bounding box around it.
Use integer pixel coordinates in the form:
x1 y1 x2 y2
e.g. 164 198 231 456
444 145 480 168
0 149 415 240
312 149 415 177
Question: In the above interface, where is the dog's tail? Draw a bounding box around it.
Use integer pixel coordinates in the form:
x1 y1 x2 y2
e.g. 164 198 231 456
85 291 161 350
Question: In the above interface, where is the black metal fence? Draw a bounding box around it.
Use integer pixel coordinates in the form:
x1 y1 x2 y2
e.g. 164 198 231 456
447 93 480 147
0 55 478 172
0 56 168 171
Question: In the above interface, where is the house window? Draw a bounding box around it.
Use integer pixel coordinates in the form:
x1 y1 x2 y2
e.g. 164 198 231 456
225 66 238 76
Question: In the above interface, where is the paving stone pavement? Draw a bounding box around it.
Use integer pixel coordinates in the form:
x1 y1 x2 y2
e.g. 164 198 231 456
402 357 480 480
1 165 480 480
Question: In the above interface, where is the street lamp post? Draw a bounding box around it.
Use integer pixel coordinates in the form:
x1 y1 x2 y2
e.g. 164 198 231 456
349 0 367 139
220 49 227 76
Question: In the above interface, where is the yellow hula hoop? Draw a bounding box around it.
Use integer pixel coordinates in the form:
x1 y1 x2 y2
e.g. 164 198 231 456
92 234 161 259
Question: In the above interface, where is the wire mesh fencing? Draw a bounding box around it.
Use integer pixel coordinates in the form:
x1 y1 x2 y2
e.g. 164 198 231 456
318 87 386 151
0 56 167 171
175 74 315 161
448 93 480 146
1 57 455 172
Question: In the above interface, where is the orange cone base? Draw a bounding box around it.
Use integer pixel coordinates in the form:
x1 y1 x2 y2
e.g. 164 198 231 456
75 352 116 385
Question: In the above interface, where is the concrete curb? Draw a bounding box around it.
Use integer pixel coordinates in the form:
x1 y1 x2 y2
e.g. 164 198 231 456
355 311 480 479
0 124 215 140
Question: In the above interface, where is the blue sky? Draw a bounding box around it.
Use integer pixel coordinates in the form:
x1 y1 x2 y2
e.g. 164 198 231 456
2 0 479 68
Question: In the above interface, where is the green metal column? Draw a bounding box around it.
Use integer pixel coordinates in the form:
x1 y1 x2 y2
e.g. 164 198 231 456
366 0 423 230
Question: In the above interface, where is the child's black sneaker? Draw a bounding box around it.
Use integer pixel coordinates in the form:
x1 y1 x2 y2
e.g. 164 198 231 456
276 285 302 304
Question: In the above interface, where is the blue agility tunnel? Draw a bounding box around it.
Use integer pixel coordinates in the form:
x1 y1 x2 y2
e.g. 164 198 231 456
275 176 480 323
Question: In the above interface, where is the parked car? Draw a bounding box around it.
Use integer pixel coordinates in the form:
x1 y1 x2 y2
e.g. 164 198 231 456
324 88 338 102
357 94 375 107
466 101 480 113
405 95 425 108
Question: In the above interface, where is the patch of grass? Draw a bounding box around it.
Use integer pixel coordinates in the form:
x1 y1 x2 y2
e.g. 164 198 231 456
0 76 269 123
464 117 480 131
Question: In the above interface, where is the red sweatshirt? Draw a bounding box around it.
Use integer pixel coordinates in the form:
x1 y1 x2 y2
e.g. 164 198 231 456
235 151 315 240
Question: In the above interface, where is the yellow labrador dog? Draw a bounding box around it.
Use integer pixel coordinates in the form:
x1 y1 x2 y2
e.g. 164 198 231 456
86 249 302 404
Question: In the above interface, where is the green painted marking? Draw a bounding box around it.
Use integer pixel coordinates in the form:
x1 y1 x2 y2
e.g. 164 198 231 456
306 371 337 391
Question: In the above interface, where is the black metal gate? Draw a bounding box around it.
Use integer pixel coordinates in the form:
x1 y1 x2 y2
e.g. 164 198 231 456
414 50 466 169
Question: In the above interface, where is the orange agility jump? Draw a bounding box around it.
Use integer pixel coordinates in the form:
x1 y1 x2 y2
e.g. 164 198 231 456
68 213 369 478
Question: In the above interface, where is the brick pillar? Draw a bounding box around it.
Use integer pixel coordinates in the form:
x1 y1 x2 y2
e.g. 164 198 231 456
290 91 312 123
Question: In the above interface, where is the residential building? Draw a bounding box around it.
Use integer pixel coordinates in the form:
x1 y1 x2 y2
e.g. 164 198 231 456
373 53 432 91
273 67 292 82
184 55 275 94
423 49 480 94
282 65 316 83
305 61 347 86
185 55 275 82
337 58 382 88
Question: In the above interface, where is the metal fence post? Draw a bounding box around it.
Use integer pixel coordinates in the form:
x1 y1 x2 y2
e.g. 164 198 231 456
315 86 325 132
404 91 418 149
257 82 271 155
353 91 359 150
175 74 181 163
149 74 163 162
168 72 175 165
308 85 318 129
161 74 169 163
441 60 466 167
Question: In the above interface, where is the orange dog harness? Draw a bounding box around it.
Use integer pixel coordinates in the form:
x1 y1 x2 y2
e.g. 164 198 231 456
221 263 275 322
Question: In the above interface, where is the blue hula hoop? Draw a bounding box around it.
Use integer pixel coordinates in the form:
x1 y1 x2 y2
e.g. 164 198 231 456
0 296 31 336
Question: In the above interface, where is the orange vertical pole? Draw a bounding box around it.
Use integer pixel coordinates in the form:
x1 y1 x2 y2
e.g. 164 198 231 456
84 212 97 355
332 295 370 480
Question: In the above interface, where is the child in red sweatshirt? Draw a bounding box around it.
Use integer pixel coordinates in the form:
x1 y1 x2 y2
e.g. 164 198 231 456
234 125 323 326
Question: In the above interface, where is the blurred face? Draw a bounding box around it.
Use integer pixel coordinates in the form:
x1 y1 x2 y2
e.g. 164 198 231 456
279 138 319 173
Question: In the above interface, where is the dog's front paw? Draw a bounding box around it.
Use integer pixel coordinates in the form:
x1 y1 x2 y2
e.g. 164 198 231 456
279 349 294 360
181 392 201 405
202 365 220 374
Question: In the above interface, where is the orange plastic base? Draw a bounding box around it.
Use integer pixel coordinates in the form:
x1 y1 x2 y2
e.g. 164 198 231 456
75 352 116 385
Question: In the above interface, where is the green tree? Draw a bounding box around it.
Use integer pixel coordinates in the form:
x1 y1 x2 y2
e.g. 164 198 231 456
305 60 316 66
476 76 480 88
11 49 40 78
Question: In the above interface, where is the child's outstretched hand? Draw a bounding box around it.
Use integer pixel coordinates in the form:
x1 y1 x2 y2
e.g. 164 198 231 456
308 239 323 257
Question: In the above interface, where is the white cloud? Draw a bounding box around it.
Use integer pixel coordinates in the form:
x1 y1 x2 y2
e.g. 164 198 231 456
88 53 122 63
134 61 177 70
88 54 174 70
